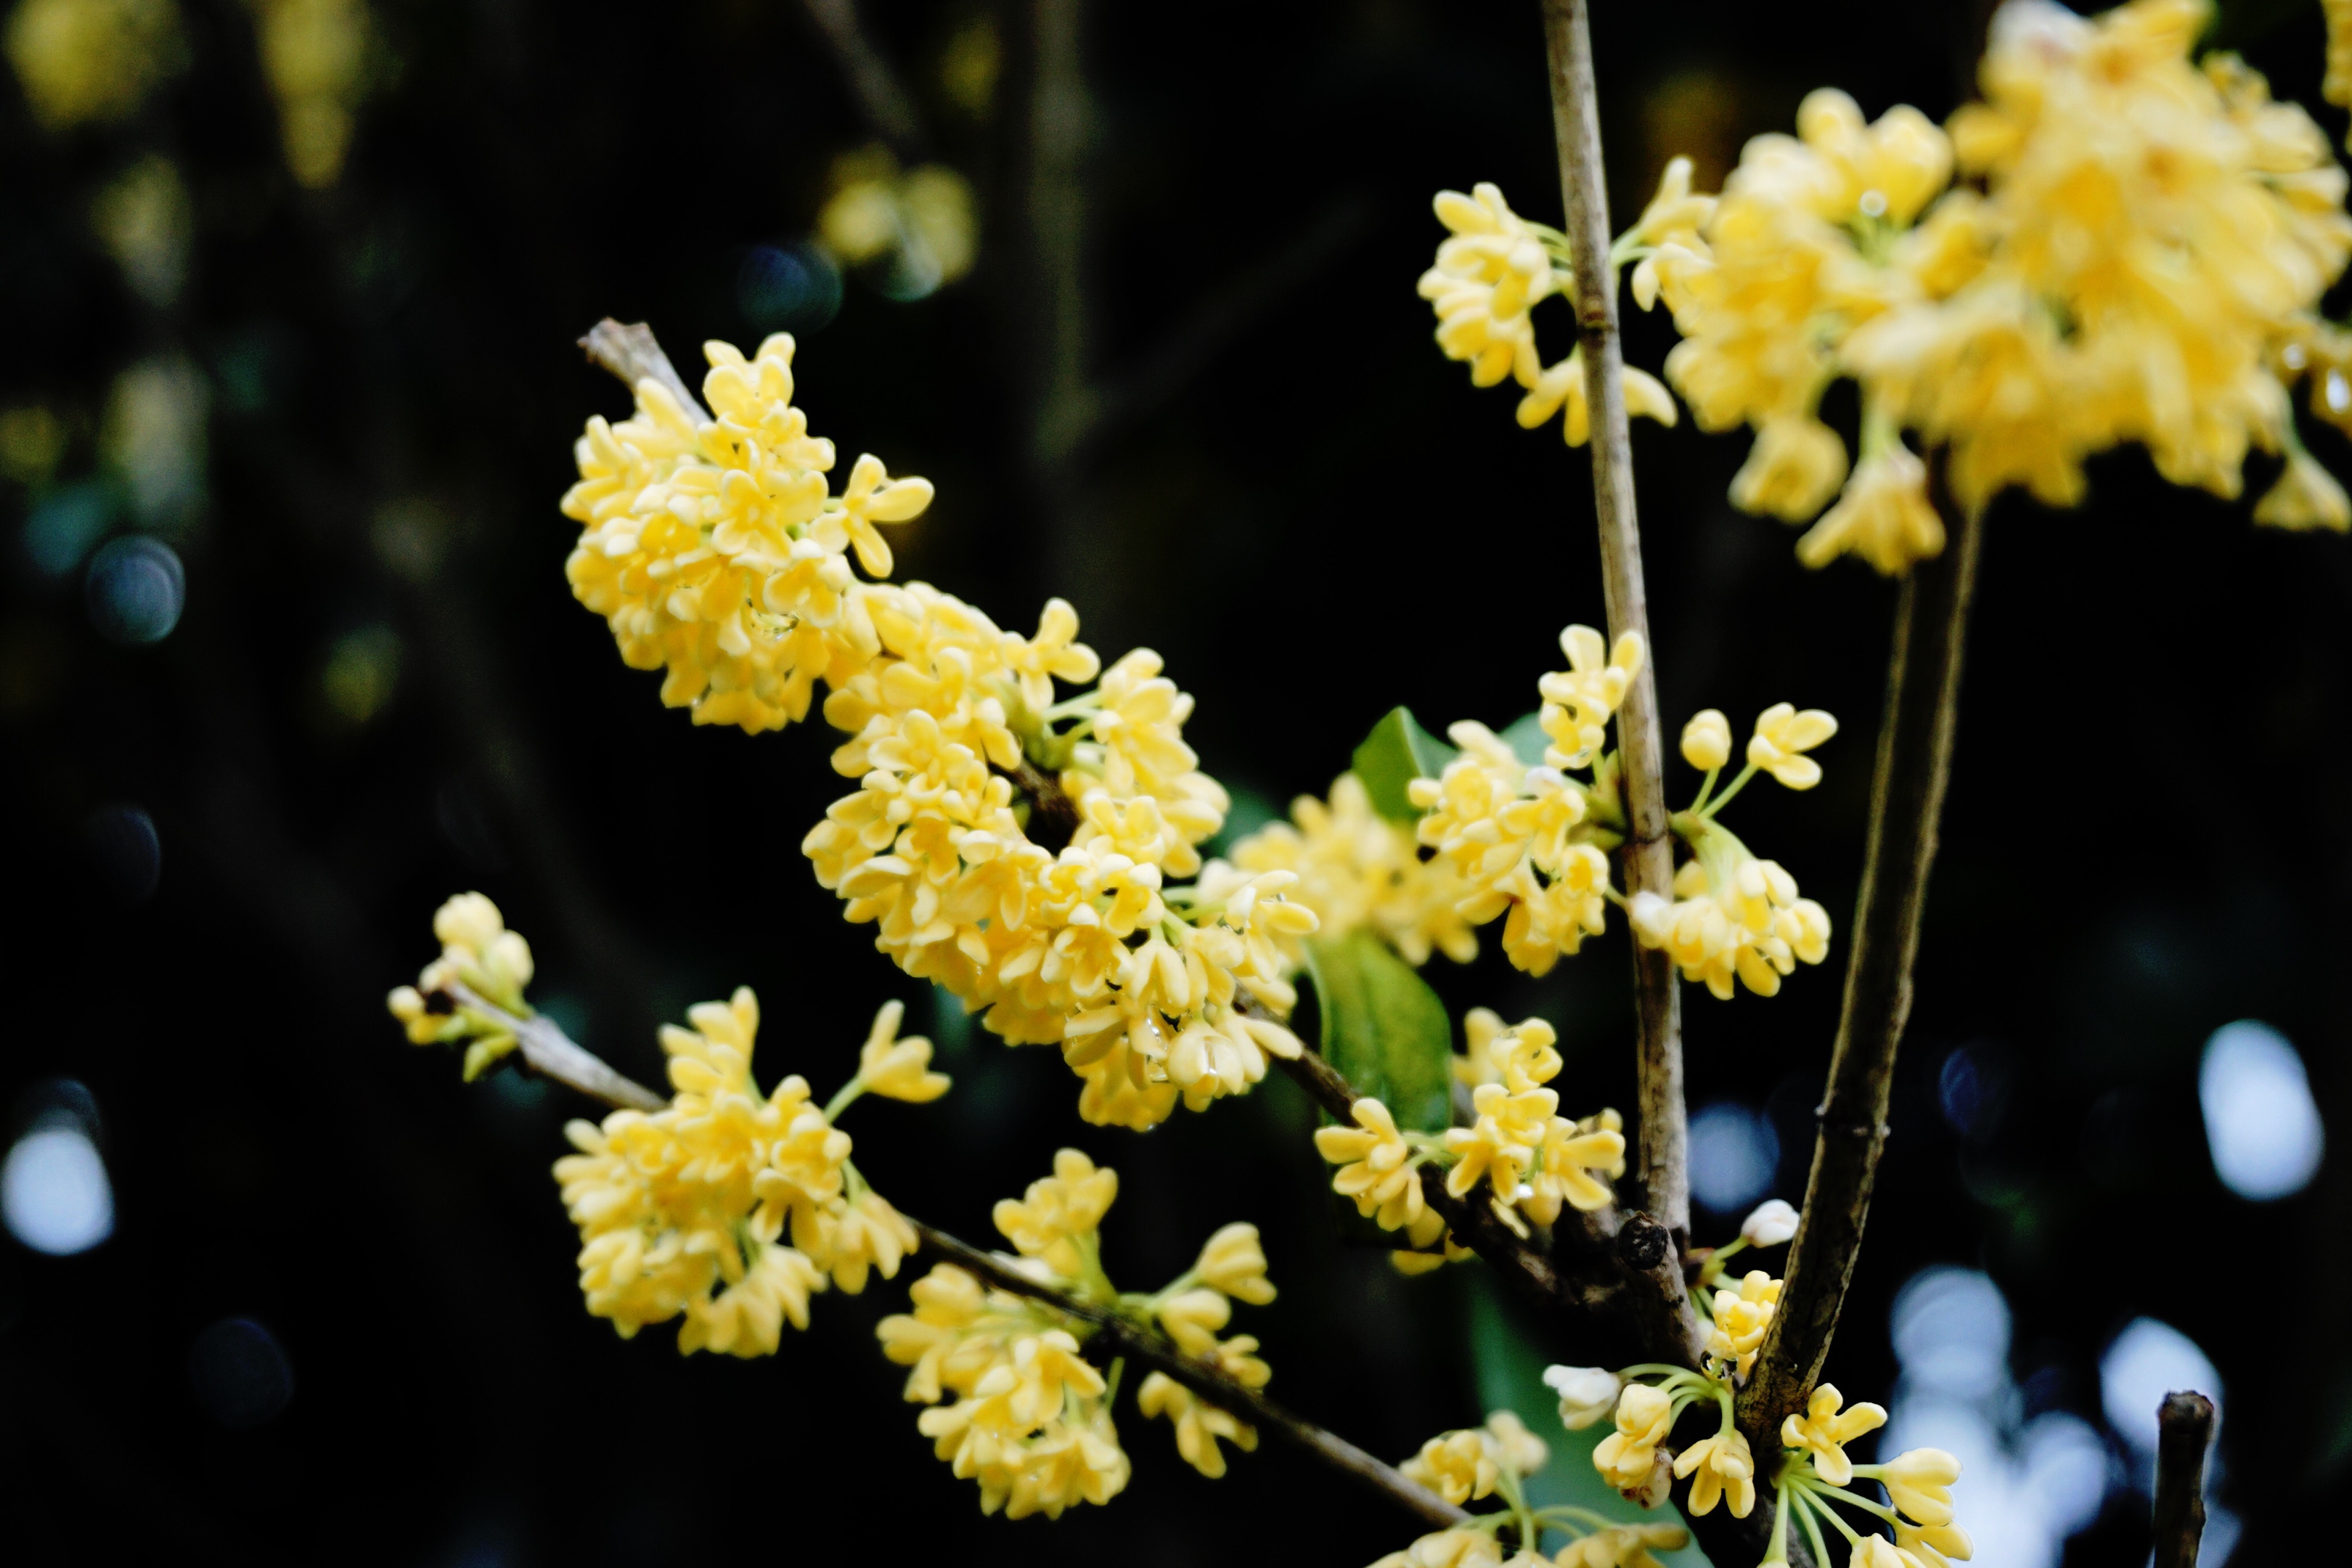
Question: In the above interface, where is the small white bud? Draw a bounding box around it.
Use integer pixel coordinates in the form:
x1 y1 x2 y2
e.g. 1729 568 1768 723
1741 1198 1800 1248
1541 1364 1623 1429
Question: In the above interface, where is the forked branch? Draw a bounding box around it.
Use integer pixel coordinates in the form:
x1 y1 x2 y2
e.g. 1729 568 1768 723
1739 502 1985 1439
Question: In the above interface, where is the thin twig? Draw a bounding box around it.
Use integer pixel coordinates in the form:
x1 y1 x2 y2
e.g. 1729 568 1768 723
1538 0 1689 1246
422 981 1461 1527
1738 502 1985 1439
796 0 929 162
579 321 710 422
2152 1391 2214 1568
441 980 666 1112
906 1220 1469 1529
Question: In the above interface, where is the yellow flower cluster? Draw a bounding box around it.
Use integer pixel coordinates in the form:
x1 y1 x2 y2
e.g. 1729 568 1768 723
245 0 371 188
878 1151 1276 1511
1419 183 1679 445
878 1265 1130 1519
1229 772 1477 966
1315 1012 1624 1265
1634 0 2352 569
385 891 536 1079
4 0 180 131
1630 706 1836 1000
552 989 936 1356
565 338 1318 1129
562 335 935 735
1699 1268 1781 1377
1410 626 1643 977
1401 1410 1549 1507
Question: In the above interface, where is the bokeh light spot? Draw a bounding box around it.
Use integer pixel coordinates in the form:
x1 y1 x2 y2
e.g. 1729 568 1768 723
2100 1318 2220 1457
1688 1101 1777 1213
2199 1019 2323 1200
3 1126 115 1255
189 1317 295 1429
84 534 185 645
738 242 842 332
1890 1265 2010 1401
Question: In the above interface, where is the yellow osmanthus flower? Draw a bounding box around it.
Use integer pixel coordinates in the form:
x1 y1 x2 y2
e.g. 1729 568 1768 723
1896 1519 1977 1568
1673 1427 1757 1518
1554 1523 1691 1568
1593 1382 1675 1491
1191 1222 1275 1304
1370 1527 1509 1568
550 988 924 1357
5 0 181 131
1781 1384 1887 1487
385 891 536 1079
852 998 952 1103
1881 1447 1963 1527
1400 1411 1549 1507
1796 441 1945 573
1315 1096 1442 1244
1700 1269 1781 1376
1137 1368 1258 1479
1230 772 1477 966
992 1147 1119 1280
1411 627 1642 978
1421 183 1679 445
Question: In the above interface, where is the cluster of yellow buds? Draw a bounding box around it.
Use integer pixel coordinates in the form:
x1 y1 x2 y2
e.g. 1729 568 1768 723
1632 705 1837 1000
566 338 1318 1130
1411 626 1644 976
1229 772 1479 968
1419 183 1679 446
1373 1410 1688 1568
1620 0 2352 568
550 987 939 1356
1315 1013 1625 1265
385 891 537 1079
877 1151 1276 1514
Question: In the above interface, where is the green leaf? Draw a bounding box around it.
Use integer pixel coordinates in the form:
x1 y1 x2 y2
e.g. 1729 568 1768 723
1302 928 1453 1133
1351 706 1455 825
1499 710 1549 767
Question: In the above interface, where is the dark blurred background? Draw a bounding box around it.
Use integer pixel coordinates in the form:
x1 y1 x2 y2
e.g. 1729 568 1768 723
1 0 2345 1562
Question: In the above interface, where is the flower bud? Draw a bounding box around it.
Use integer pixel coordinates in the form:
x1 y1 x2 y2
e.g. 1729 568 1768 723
1681 709 1731 771
1741 1199 1800 1247
1542 1364 1623 1429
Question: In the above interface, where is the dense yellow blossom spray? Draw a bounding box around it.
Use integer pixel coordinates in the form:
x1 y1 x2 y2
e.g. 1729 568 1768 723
370 1 2327 1560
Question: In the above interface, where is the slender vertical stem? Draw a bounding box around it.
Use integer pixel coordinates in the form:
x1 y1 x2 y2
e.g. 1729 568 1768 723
2152 1392 2214 1568
1538 0 1687 1243
1738 502 1984 1438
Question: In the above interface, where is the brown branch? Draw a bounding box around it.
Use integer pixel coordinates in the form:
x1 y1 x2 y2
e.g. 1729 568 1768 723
2152 1392 2214 1568
796 0 929 162
579 320 711 422
422 981 1461 1528
1538 0 1688 1246
905 1220 1469 1529
1738 502 1985 1440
